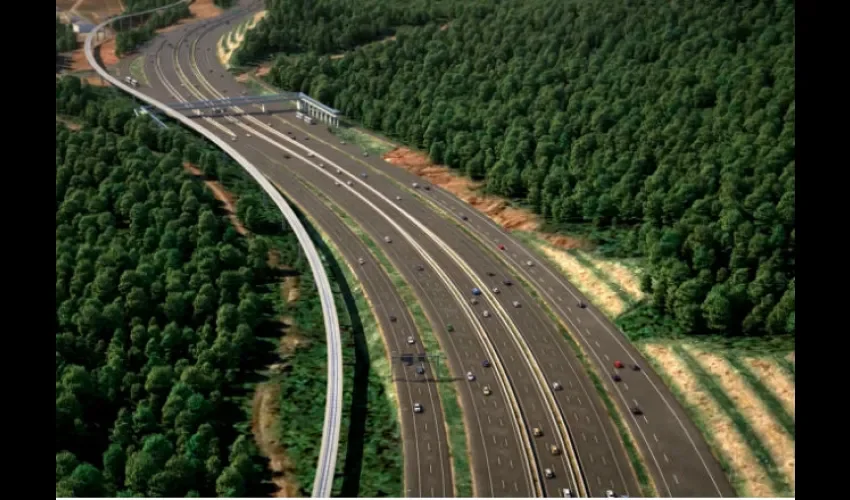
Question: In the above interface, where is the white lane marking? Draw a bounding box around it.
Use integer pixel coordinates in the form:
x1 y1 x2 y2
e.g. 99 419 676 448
514 482 519 492
492 435 497 444
510 459 514 469
590 454 595 464
581 432 586 441
488 415 492 424
653 433 659 443
577 397 583 406
643 415 649 424
502 480 506 490
595 341 601 347
557 296 563 301
430 464 433 474
499 418 504 427
585 328 592 336
497 456 501 465
577 317 582 324
602 456 607 465
548 287 554 292
624 383 629 391
567 306 572 312
663 453 669 463
673 474 680 485
428 442 431 451
604 354 610 361
593 435 599 444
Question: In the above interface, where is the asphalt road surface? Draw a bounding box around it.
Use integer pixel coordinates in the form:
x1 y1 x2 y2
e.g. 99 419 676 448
110 1 735 496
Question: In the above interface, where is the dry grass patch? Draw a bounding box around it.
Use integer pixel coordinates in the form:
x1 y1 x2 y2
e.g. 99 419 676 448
218 10 267 66
575 250 644 301
642 344 776 497
537 244 625 317
686 347 795 492
251 383 299 497
742 357 795 419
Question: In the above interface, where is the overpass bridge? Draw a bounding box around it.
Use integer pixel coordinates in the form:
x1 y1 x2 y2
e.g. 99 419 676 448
166 92 341 126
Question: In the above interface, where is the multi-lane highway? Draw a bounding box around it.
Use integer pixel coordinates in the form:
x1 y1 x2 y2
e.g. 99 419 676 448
96 0 736 497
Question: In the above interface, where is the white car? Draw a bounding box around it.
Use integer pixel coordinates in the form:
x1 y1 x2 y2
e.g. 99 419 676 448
483 386 491 396
605 490 616 498
319 163 325 167
467 372 475 381
395 196 402 201
347 181 353 186
245 133 251 138
552 382 562 391
562 488 572 498
470 298 478 305
407 336 415 345
335 181 340 186
336 169 342 175
358 257 365 265
492 287 500 294
384 236 392 243
413 403 423 413
482 310 491 318
526 260 534 267
544 468 555 479
308 152 315 157
512 301 521 308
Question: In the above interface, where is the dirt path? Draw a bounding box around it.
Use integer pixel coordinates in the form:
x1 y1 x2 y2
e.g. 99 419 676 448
183 163 248 235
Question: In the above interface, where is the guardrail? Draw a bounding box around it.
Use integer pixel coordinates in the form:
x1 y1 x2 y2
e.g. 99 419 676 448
83 2 343 497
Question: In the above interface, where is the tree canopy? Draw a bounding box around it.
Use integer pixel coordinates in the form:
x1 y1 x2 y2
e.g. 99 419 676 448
240 0 795 337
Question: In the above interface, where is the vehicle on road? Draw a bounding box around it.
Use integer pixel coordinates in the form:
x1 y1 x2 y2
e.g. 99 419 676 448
304 137 309 141
612 373 622 382
412 182 419 188
544 468 555 479
526 260 534 267
363 152 369 157
407 336 415 345
416 265 425 271
482 359 490 368
319 162 325 167
446 324 454 332
550 445 561 455
287 130 293 135
416 366 425 375
395 196 401 201
486 271 496 276
533 427 543 437
358 258 365 265
552 382 562 391
384 236 392 243
483 386 491 395
492 287 500 294
512 300 521 308
498 244 506 250
360 173 367 178
482 310 491 317
631 406 643 415
503 278 512 286
470 298 478 305
467 372 475 381
578 301 587 308
307 152 314 157
336 169 342 174
614 360 624 369
631 364 641 371
424 185 431 190
605 490 617 498
334 181 340 186
413 403 423 413
284 154 290 159
346 181 353 186
472 287 482 296
389 315 396 322
461 215 468 220
340 140 346 145
562 488 573 498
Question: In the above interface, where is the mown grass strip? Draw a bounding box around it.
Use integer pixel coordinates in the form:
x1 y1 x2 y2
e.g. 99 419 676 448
567 249 637 307
637 344 746 496
725 356 795 439
674 346 792 496
298 179 472 497
776 356 795 379
129 55 149 86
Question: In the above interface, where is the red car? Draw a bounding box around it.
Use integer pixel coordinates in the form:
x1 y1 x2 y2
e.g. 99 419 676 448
613 360 624 369
498 244 506 250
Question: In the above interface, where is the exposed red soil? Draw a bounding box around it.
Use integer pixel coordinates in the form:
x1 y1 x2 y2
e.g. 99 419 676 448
382 147 590 249
183 163 248 235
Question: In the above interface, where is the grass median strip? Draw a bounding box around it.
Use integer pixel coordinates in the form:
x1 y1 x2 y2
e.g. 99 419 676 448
674 346 792 496
129 55 149 86
295 177 473 496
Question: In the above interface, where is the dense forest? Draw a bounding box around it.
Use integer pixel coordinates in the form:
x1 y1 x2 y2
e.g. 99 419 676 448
56 76 275 497
238 0 795 338
114 1 191 56
56 16 77 56
55 76 401 496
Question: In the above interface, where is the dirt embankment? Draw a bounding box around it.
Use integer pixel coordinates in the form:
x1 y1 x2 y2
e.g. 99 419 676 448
382 147 590 250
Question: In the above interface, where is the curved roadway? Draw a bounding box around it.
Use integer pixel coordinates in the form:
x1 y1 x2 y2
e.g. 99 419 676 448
100 0 736 497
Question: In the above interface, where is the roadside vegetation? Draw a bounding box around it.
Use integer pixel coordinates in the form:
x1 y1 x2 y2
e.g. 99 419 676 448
55 76 401 497
114 1 191 56
236 0 794 343
56 15 78 56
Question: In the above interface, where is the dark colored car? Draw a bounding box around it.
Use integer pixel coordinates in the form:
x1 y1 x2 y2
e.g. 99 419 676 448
631 406 642 415
612 374 622 382
416 366 425 375
503 279 512 286
389 315 397 322
631 364 641 371
482 360 491 368
461 215 468 220
578 302 587 308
